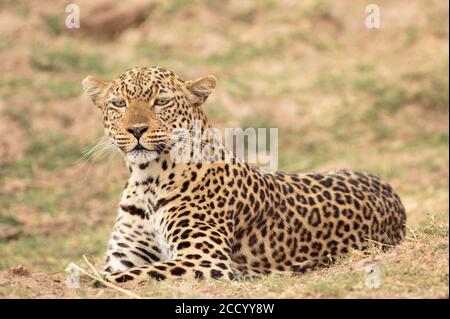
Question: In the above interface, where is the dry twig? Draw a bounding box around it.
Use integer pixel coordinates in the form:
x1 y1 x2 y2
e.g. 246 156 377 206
67 256 142 299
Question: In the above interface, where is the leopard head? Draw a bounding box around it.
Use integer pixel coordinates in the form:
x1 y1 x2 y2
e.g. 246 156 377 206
82 66 216 163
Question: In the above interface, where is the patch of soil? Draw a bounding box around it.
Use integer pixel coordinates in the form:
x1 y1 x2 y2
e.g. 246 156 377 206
0 11 25 37
0 269 75 298
65 0 158 40
0 47 32 76
33 96 103 142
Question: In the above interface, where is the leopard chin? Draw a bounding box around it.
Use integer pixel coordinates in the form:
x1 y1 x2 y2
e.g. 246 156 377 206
126 149 159 165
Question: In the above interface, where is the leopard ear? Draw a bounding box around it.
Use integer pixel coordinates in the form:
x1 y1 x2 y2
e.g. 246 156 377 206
82 75 107 107
185 75 217 107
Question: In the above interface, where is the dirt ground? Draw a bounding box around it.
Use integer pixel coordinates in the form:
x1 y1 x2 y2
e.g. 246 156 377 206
0 0 448 298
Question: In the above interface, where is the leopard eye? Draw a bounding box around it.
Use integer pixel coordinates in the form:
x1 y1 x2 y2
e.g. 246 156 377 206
154 98 170 107
111 100 126 108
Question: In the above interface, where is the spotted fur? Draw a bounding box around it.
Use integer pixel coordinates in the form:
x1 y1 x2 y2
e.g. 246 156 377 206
82 66 406 284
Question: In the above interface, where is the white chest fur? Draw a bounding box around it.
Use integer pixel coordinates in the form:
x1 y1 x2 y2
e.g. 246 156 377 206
117 164 180 265
145 210 177 261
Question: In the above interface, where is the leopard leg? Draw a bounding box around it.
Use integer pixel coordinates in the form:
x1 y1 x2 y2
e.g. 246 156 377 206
106 256 234 284
102 212 164 274
105 223 235 284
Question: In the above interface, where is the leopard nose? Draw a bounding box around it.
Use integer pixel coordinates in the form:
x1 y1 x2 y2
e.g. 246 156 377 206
127 125 148 140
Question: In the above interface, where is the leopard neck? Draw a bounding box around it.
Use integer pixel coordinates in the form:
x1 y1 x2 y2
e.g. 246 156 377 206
128 148 198 175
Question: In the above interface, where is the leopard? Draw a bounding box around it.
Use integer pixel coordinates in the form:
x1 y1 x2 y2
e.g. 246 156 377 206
82 66 406 284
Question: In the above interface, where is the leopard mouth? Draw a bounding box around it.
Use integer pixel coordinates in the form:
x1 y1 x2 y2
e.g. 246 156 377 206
127 141 168 156
132 143 148 152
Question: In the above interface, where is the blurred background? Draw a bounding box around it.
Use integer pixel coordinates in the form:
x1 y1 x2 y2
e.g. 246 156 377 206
0 0 448 294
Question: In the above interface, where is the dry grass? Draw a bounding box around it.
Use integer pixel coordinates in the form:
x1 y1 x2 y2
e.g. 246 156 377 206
0 0 448 298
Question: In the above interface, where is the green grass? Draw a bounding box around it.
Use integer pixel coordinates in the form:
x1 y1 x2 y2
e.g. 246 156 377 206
204 100 230 121
40 79 81 99
354 63 449 113
42 14 62 36
23 134 87 171
0 77 34 100
312 69 346 92
31 48 105 73
0 223 111 271
1 186 68 215
0 36 13 53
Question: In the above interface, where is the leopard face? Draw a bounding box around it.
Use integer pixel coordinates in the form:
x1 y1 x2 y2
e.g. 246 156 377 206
82 66 216 164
